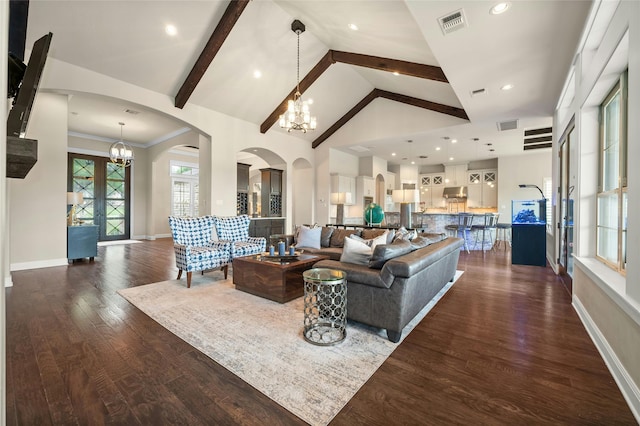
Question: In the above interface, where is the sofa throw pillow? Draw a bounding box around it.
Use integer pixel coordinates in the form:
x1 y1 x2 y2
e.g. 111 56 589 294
361 228 387 240
368 239 413 269
330 229 361 248
409 236 431 250
392 226 418 242
320 227 334 248
296 226 321 249
349 230 388 252
340 236 373 265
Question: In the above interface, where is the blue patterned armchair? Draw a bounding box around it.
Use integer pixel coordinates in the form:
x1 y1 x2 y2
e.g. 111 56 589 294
168 215 231 288
213 215 266 260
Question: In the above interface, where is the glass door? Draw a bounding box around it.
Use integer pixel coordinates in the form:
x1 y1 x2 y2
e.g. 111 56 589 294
558 122 575 281
68 154 131 241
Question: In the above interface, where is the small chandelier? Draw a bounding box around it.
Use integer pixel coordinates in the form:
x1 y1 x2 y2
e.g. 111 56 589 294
109 122 134 167
279 20 317 133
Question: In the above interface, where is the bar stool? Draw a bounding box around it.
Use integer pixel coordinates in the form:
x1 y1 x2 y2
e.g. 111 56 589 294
444 213 474 253
494 223 512 250
471 213 499 251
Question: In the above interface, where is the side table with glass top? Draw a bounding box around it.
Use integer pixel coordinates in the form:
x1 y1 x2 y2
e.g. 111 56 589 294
302 268 347 346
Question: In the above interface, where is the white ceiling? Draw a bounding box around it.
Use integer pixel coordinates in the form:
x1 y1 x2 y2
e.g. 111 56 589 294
24 0 592 166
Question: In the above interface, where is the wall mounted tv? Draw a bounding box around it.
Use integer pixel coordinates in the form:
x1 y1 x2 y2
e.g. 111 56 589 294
7 32 53 138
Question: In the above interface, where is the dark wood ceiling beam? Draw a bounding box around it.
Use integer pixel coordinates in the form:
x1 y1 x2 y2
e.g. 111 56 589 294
174 0 250 109
311 89 379 149
260 51 335 133
260 50 451 133
331 50 448 83
376 89 469 120
312 89 469 148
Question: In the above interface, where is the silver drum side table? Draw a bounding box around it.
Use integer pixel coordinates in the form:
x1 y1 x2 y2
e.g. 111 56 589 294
302 268 347 345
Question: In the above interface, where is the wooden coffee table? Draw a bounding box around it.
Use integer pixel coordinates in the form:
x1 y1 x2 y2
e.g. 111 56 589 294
232 253 328 303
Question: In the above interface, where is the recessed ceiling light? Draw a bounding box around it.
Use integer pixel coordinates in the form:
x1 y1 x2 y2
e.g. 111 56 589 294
436 147 441 151
501 84 514 91
348 23 358 31
253 70 262 79
449 157 454 161
391 153 396 156
490 2 510 15
165 24 178 36
393 71 400 76
307 98 314 105
451 139 457 143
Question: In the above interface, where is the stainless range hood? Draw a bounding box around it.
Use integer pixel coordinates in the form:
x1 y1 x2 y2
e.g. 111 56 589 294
442 186 468 199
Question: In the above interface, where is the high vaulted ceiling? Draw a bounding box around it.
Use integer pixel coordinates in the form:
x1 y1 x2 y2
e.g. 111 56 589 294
23 0 592 166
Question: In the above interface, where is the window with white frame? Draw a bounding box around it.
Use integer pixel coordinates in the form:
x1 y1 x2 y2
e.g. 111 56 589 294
596 72 627 272
171 161 199 217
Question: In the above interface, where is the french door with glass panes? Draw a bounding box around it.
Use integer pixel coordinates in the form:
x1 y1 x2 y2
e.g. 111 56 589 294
68 153 131 241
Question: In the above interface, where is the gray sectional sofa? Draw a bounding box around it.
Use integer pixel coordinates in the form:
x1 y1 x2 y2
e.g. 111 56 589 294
293 226 464 342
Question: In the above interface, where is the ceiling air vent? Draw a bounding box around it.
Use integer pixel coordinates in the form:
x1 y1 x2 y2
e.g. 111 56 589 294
438 9 467 35
497 119 519 131
124 108 140 115
470 88 487 97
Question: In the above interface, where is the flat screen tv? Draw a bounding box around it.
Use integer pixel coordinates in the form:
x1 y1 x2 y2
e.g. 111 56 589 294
7 32 53 138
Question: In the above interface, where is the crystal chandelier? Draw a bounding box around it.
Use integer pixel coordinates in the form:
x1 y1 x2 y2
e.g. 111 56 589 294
109 122 134 167
279 20 317 133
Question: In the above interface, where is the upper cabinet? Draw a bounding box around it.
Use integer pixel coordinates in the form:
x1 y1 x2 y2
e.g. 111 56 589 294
444 164 468 186
419 173 445 208
356 176 375 203
331 174 356 205
467 169 498 207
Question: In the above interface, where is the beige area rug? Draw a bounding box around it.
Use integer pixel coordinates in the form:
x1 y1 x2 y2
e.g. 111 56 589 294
118 270 463 425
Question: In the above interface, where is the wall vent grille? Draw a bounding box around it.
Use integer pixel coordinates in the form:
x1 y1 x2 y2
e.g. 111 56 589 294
523 127 553 150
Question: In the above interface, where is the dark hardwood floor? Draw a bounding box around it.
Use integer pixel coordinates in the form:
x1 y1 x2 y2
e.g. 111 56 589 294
6 239 636 425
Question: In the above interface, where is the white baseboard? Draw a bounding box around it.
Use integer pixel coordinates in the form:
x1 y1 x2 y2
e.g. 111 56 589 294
573 295 640 422
4 275 13 288
131 234 171 241
10 258 69 272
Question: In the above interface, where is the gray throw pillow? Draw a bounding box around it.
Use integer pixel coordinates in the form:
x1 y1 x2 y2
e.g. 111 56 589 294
296 226 321 249
409 236 431 250
368 239 413 269
340 237 372 265
320 227 334 248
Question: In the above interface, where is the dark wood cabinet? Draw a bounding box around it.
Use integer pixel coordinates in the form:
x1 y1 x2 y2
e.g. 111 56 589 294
237 163 250 191
249 218 285 240
237 163 250 215
260 168 283 217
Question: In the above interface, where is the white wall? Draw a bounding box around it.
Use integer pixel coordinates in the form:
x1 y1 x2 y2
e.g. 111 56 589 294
497 151 552 223
9 93 69 270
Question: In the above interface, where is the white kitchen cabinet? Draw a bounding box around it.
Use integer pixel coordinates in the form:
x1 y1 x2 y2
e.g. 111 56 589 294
444 164 468 186
466 169 497 207
419 173 445 208
330 174 356 205
356 176 376 206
